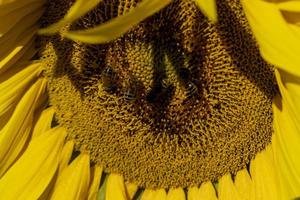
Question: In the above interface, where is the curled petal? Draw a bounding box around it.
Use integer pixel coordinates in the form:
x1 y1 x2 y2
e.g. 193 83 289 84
60 0 171 44
38 0 102 34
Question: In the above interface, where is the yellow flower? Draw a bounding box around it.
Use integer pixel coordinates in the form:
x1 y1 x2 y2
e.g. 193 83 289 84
0 0 299 200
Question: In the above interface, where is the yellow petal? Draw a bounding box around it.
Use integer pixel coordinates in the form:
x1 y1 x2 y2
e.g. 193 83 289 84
167 188 185 200
61 0 172 44
88 165 103 200
58 140 74 173
188 183 218 200
198 182 218 200
277 1 300 12
0 106 11 130
0 62 42 117
32 107 55 138
234 169 254 200
141 189 167 200
125 182 138 200
0 78 46 177
0 1 44 36
187 187 199 200
0 40 36 75
0 127 67 200
39 140 74 200
38 0 102 34
275 69 300 119
0 10 42 59
0 25 36 60
0 0 42 16
250 145 280 200
218 173 242 200
193 0 217 22
50 154 90 200
106 174 127 200
38 177 57 200
0 0 40 74
272 93 300 199
242 0 300 77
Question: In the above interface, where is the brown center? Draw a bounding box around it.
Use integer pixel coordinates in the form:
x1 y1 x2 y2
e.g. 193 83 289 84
38 0 278 189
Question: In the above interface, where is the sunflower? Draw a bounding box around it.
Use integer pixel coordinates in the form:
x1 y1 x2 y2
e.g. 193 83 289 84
0 0 299 199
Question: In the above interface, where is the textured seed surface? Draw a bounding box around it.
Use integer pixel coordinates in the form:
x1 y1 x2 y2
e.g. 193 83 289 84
38 0 278 188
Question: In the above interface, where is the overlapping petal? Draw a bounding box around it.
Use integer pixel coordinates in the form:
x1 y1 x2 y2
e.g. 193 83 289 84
0 0 42 73
272 92 300 199
58 140 74 173
234 169 253 200
0 37 36 74
0 0 42 75
50 153 90 200
188 182 218 200
125 182 138 200
0 0 44 37
217 174 242 200
0 78 46 177
242 0 300 77
250 145 280 200
32 107 55 138
0 9 42 58
37 140 75 200
0 127 67 200
88 165 103 200
0 0 43 16
0 62 42 118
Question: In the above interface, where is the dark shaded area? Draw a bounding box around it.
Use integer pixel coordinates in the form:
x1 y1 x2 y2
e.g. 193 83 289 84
132 189 144 200
40 0 278 139
216 0 278 99
42 0 279 136
41 0 210 137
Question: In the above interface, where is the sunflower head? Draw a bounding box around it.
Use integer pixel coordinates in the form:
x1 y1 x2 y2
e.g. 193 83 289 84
37 0 278 189
2 0 300 199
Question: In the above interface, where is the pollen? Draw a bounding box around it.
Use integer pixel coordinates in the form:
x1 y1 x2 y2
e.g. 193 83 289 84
38 0 278 188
